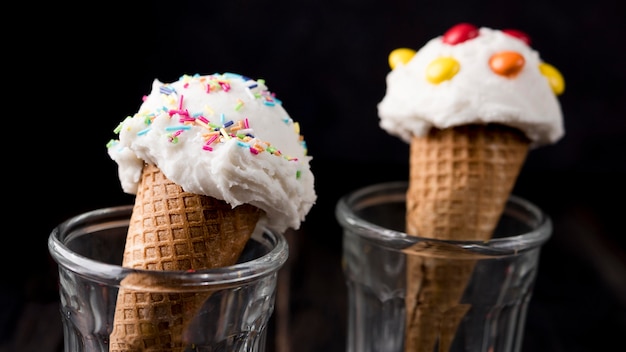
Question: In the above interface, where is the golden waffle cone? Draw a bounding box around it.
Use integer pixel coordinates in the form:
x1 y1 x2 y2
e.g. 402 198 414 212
109 163 262 352
404 124 530 352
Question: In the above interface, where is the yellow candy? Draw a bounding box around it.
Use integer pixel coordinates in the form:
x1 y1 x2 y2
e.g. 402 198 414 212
539 62 565 95
425 57 460 84
388 48 416 69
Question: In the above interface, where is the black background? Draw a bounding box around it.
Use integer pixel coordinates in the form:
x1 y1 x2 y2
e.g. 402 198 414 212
4 0 625 351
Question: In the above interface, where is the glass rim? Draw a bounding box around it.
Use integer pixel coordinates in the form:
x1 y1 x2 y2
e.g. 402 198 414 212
335 181 552 255
48 205 289 287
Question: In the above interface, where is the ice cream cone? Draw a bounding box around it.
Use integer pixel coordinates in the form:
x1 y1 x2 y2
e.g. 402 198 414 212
404 123 530 351
109 163 262 352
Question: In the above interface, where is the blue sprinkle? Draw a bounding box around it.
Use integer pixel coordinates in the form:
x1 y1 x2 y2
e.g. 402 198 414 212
165 125 191 131
224 72 243 80
159 86 175 95
138 127 151 136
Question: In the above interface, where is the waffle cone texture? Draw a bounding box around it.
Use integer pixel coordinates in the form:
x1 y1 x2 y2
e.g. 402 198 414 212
109 164 262 352
404 124 529 352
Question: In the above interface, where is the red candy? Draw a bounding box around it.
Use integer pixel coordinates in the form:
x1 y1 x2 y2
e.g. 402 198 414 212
442 23 479 45
502 29 532 45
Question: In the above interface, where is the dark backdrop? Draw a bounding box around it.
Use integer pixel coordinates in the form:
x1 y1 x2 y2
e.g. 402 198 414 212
5 0 625 351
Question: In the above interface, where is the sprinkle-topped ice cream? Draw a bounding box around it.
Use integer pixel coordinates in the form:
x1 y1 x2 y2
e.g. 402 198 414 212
378 23 565 148
107 73 316 233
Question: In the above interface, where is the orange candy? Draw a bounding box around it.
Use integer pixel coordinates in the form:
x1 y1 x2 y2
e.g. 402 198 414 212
489 51 525 78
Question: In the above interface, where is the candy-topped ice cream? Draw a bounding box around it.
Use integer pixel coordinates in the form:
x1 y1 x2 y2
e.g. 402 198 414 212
376 23 565 352
107 72 316 233
378 23 565 148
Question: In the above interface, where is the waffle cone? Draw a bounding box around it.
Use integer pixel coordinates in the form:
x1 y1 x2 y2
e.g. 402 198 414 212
404 124 530 352
109 163 262 352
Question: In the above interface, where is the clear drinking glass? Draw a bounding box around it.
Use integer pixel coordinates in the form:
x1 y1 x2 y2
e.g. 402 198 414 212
48 205 288 352
336 181 552 352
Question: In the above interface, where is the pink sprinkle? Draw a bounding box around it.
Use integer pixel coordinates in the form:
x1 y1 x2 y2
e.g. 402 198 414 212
169 109 189 117
198 116 210 124
142 95 149 102
249 147 259 155
219 82 231 92
179 95 184 109
243 118 250 129
202 144 213 151
205 134 218 145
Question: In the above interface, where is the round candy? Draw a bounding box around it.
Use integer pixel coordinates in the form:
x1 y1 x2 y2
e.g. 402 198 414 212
425 57 460 84
489 51 525 78
502 29 532 45
388 48 416 69
539 62 565 95
442 23 479 45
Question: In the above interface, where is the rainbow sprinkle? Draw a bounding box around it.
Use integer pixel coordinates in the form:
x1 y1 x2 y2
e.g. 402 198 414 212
109 73 310 177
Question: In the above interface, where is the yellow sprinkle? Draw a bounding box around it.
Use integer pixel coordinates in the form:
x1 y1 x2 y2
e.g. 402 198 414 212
202 131 219 140
163 94 177 106
196 119 209 129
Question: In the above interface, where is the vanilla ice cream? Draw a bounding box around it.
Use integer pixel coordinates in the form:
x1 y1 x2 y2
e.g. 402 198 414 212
378 25 565 148
376 25 567 351
107 73 316 233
